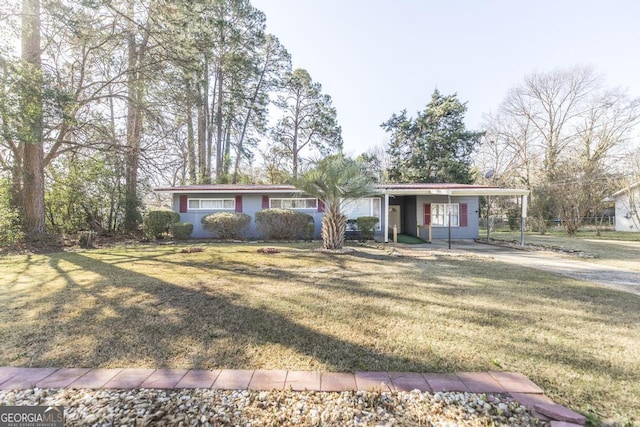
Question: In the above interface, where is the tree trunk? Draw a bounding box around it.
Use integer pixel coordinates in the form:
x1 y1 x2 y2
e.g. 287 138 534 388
292 125 299 179
21 0 46 236
215 66 224 181
124 28 141 231
184 78 196 184
186 104 196 183
123 0 149 232
196 80 207 183
321 207 346 250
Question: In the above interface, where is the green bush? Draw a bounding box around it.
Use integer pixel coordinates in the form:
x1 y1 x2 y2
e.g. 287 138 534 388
302 215 315 241
357 216 379 241
78 231 96 248
201 212 250 239
144 209 180 239
255 208 315 240
0 205 24 247
171 222 193 239
507 208 520 231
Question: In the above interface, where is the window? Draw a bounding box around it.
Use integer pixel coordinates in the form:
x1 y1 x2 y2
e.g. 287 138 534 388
342 198 382 230
431 203 459 227
188 198 235 210
270 198 318 209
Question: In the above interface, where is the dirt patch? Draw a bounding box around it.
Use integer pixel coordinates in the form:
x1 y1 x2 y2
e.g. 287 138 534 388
482 238 594 258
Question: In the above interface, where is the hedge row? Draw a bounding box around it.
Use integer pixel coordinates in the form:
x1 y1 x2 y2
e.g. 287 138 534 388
255 208 314 240
145 208 379 241
201 212 250 239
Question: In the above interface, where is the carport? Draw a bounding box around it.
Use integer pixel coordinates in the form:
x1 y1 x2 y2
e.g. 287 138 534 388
379 184 530 246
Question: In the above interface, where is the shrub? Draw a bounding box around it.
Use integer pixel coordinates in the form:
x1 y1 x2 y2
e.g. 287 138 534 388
507 208 520 231
302 215 315 240
0 205 24 248
255 208 315 240
78 231 96 248
357 216 379 241
144 209 180 239
171 222 193 239
201 212 250 239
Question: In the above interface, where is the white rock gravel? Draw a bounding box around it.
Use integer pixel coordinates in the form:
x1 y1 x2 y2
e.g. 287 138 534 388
0 388 547 426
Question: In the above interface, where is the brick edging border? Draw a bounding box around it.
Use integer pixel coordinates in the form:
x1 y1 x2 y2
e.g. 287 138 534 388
0 367 586 425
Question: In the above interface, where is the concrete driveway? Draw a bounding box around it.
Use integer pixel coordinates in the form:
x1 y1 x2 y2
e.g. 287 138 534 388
419 240 640 296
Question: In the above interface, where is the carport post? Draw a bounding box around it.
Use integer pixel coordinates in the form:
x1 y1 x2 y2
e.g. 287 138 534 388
447 194 452 249
384 192 390 243
520 194 527 247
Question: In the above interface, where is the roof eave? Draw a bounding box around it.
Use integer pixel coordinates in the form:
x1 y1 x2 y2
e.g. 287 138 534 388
154 188 302 195
384 188 529 197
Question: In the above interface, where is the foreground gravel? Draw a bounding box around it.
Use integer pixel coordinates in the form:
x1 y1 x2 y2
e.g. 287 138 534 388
0 388 547 426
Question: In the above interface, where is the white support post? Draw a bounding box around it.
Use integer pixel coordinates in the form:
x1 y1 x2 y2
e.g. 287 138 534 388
520 194 528 247
384 192 390 243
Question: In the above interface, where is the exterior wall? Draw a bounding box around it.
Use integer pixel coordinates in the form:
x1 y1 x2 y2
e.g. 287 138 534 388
614 189 640 232
415 195 480 240
170 191 480 241
173 193 323 239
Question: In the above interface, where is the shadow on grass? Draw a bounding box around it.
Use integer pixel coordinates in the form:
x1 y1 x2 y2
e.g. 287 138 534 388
2 243 639 423
16 250 440 372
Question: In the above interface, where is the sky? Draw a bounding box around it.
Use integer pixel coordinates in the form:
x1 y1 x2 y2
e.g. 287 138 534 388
250 0 640 156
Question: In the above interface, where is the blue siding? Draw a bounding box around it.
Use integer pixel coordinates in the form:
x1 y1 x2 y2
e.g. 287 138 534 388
416 195 480 239
170 192 478 241
173 193 323 239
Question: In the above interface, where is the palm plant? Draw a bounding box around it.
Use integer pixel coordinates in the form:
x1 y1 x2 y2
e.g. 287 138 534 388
296 155 379 250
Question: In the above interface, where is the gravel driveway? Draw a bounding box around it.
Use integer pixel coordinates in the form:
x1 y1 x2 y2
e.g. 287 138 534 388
422 240 640 296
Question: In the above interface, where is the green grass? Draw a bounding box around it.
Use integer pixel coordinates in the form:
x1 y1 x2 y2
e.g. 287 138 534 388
396 234 427 244
0 242 638 425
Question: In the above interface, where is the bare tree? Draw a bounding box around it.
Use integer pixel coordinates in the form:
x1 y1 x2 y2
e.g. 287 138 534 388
478 65 640 233
501 66 600 179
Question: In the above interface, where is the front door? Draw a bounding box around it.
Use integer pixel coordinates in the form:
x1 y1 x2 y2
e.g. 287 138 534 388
388 205 401 235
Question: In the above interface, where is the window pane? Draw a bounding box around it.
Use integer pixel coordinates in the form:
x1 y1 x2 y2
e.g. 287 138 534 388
188 199 235 210
269 198 315 209
372 198 381 217
200 200 219 209
431 203 459 227
343 198 370 219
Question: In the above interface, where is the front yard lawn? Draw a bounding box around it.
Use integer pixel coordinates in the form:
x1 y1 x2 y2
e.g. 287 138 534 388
0 243 638 424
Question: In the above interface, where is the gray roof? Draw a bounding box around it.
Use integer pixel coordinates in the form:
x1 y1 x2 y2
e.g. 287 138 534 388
155 183 529 197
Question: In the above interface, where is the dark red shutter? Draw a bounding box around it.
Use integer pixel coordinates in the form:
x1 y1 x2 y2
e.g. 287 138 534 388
179 195 188 213
318 200 325 212
423 204 431 225
262 195 269 209
235 195 243 213
460 203 468 227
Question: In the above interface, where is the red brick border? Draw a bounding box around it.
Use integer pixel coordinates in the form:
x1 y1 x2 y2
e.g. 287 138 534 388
0 368 585 425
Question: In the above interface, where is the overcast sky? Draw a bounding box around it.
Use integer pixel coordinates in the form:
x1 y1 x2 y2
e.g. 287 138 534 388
251 0 640 156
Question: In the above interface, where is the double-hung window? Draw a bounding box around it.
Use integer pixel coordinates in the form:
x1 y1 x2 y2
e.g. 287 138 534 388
431 203 459 227
342 198 382 230
188 198 235 210
269 198 318 209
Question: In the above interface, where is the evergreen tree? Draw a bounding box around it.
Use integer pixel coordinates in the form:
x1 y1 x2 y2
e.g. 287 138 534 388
382 90 483 184
271 69 342 179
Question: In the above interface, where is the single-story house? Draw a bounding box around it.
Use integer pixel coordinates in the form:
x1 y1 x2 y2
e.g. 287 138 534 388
612 182 640 232
154 183 529 242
